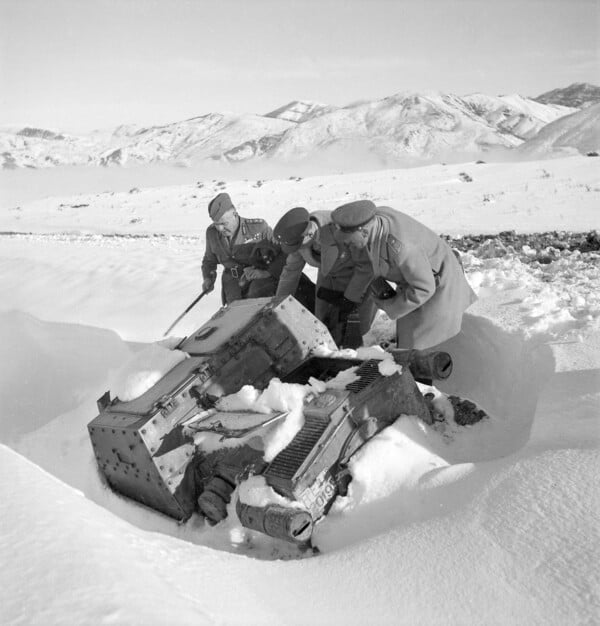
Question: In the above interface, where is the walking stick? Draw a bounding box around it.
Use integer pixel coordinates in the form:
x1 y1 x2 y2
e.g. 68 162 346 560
163 289 209 337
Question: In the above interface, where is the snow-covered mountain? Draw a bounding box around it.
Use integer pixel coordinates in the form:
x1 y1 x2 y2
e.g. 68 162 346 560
259 91 569 163
0 87 593 170
517 103 600 156
264 100 335 123
0 113 295 169
16 127 67 141
534 82 600 109
462 93 575 139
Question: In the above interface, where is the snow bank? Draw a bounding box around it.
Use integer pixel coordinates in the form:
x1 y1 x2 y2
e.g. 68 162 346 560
3 432 598 625
0 310 131 441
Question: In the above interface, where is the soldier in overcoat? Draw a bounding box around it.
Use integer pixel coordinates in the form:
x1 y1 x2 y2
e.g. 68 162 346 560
274 207 377 346
330 200 477 350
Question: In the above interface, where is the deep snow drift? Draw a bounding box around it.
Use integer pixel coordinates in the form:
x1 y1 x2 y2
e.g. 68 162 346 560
0 156 599 625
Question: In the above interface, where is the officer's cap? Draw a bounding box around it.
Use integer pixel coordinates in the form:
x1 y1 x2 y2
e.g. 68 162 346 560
331 200 376 232
274 207 310 253
208 193 235 221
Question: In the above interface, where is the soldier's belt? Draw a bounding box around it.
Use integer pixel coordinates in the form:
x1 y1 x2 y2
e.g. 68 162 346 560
224 265 243 279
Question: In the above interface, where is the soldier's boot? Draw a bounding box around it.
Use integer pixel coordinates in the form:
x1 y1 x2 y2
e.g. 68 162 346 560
341 312 363 349
197 476 236 525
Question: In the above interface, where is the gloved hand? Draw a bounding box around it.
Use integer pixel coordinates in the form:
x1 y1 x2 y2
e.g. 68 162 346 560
202 277 215 293
368 277 396 300
372 293 400 319
242 267 271 281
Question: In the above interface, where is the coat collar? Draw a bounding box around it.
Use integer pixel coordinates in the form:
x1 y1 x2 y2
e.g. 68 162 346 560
366 215 389 274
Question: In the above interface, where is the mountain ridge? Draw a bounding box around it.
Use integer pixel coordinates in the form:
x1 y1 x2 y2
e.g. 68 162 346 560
517 102 600 156
534 82 600 108
1 84 596 170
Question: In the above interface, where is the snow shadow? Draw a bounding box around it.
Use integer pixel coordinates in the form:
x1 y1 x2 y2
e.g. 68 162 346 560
433 313 556 461
0 310 131 442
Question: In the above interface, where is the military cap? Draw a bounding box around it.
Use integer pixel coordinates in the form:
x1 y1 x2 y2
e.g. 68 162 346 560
274 207 310 253
208 193 235 221
331 200 376 231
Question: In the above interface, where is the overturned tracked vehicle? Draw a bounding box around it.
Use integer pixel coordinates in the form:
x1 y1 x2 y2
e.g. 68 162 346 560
88 296 453 544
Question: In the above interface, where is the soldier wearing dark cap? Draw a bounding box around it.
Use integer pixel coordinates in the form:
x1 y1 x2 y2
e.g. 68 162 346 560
202 193 278 304
274 207 329 297
274 207 376 347
330 199 476 350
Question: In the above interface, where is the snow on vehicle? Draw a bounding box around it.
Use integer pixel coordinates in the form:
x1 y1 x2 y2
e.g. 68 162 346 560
88 296 454 544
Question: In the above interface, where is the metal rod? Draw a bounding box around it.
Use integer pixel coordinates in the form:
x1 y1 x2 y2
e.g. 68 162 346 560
163 289 209 337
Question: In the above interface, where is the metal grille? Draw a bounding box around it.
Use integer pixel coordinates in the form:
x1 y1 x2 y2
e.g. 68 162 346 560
345 359 381 394
266 414 330 480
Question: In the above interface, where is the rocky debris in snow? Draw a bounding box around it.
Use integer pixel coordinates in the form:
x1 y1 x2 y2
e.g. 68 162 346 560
448 396 489 426
444 230 600 261
421 387 488 427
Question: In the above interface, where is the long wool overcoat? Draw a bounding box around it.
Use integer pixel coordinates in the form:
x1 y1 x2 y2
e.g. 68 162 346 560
361 206 476 349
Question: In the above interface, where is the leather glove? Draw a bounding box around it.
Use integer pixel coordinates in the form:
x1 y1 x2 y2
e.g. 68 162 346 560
373 293 399 318
202 277 215 293
242 267 271 280
368 277 396 300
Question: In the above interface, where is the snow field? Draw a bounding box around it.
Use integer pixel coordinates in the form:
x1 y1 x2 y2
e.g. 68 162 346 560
0 156 599 624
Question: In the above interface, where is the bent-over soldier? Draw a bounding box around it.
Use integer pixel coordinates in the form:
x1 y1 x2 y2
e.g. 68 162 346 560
274 206 376 347
331 200 476 350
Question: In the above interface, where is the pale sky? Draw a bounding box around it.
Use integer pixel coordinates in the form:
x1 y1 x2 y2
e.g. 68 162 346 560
0 0 598 132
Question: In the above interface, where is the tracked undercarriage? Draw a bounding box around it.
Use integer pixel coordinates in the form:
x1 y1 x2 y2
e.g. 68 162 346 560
88 296 459 544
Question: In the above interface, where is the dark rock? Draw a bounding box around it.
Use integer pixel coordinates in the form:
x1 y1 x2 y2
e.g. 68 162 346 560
442 230 600 259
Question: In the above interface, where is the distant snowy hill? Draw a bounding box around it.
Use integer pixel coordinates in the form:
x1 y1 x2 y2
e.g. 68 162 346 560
0 113 294 169
264 100 335 124
16 127 67 141
534 82 600 109
462 93 576 139
1 86 596 170
517 103 600 156
256 91 524 165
